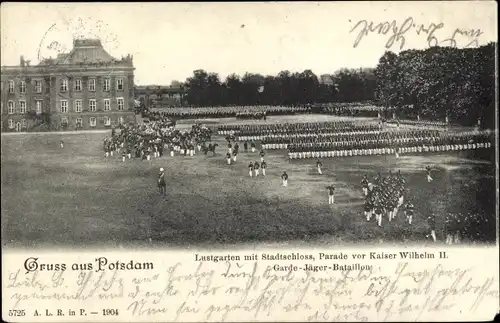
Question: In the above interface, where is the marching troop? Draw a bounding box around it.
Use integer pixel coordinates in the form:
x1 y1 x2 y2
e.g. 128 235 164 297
362 171 408 227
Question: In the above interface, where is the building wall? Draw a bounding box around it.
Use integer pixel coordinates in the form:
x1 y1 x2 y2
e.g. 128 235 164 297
1 66 136 131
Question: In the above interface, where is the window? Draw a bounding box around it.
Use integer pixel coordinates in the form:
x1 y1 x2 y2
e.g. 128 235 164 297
74 100 82 112
117 98 124 111
76 118 83 128
60 79 68 92
104 116 111 126
8 80 15 93
35 80 42 93
89 117 97 128
89 99 96 112
61 117 69 125
21 119 27 128
74 79 82 91
118 116 124 125
103 99 111 111
19 100 26 114
20 81 26 93
8 101 15 114
35 100 42 114
60 100 68 113
89 78 96 91
8 119 14 129
116 78 124 91
103 78 110 92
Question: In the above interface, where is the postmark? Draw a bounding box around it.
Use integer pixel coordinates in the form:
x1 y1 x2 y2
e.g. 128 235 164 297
37 16 121 81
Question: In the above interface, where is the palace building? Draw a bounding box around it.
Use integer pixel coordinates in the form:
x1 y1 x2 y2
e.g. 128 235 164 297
1 39 136 132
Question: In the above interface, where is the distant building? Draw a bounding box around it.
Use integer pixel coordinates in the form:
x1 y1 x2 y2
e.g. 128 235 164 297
319 74 334 86
1 39 136 132
135 85 186 108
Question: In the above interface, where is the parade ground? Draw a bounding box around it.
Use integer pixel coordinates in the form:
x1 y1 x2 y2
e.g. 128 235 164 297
1 116 496 249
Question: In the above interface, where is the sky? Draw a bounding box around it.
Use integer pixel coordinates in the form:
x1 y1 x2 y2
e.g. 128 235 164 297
1 2 497 85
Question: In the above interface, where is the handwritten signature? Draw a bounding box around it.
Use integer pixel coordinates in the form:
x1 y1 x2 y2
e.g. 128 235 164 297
350 17 483 50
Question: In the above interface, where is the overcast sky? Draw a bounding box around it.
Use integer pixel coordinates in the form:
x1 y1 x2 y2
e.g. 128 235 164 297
1 2 497 85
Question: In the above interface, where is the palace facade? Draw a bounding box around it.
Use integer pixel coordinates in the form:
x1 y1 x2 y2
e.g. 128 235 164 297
1 39 136 131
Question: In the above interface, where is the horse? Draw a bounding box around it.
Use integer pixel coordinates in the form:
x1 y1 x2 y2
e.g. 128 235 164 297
203 143 219 156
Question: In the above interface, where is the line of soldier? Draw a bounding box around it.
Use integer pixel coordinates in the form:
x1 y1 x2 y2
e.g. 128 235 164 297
287 133 492 159
242 127 382 142
386 119 448 128
155 105 312 119
320 106 382 118
236 111 268 120
219 120 377 134
263 129 441 149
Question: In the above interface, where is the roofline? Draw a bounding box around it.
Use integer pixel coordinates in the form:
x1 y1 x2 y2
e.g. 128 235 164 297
1 64 135 72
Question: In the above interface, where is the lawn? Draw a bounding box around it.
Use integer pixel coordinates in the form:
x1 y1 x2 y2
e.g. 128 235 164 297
1 118 496 249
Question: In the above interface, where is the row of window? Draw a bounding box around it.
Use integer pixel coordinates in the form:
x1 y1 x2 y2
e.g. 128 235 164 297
7 118 28 129
6 100 42 114
7 116 126 129
60 98 125 113
7 78 125 94
6 98 125 114
70 116 125 127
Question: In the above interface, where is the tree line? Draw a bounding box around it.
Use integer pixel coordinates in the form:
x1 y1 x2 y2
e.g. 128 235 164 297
375 43 496 128
182 68 376 107
178 43 495 127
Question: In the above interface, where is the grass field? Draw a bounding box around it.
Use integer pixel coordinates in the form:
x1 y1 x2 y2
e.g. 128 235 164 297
1 116 496 249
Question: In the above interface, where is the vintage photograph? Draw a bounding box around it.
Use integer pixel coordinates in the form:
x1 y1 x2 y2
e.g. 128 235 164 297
1 2 497 249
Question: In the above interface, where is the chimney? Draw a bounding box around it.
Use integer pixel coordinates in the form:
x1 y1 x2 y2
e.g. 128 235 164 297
20 55 25 67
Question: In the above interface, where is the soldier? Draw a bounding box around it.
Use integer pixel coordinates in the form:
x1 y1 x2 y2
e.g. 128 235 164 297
426 213 437 242
453 213 462 244
158 167 166 197
60 139 64 149
248 162 254 177
244 141 248 152
254 161 260 176
281 171 289 187
425 166 433 183
251 141 256 153
374 202 384 227
364 197 373 221
326 185 335 204
232 149 238 162
226 152 232 165
261 160 267 176
259 149 265 162
444 213 454 244
361 175 369 196
316 160 323 175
